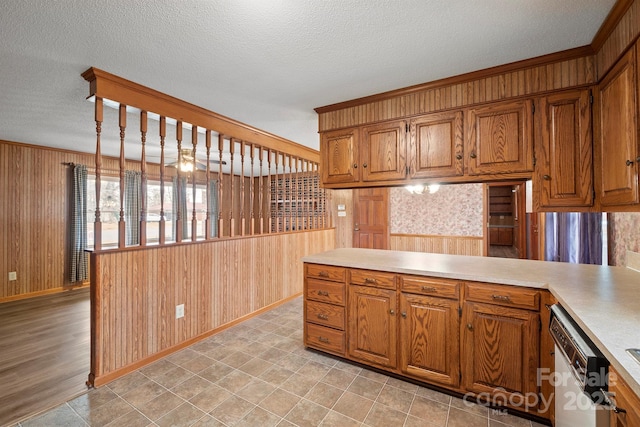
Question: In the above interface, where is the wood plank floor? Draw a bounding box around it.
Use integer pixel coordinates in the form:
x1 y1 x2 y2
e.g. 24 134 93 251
0 288 90 426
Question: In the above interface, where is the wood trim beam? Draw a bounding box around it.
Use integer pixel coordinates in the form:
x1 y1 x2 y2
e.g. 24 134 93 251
81 67 319 162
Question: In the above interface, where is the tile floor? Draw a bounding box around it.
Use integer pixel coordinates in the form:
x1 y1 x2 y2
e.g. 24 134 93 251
17 297 547 427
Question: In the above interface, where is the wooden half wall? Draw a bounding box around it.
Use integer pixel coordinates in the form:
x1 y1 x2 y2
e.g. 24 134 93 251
390 234 483 256
89 228 335 386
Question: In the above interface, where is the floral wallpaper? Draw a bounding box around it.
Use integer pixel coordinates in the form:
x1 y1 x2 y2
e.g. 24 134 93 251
390 184 484 236
608 212 640 266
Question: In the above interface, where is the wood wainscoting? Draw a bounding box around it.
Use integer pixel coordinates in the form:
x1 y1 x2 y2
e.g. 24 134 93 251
390 234 483 256
89 228 335 386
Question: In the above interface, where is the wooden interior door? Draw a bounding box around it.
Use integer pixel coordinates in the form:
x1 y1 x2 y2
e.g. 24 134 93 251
353 188 389 249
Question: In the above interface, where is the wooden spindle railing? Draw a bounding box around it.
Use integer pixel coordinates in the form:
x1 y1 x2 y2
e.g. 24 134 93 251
82 68 327 251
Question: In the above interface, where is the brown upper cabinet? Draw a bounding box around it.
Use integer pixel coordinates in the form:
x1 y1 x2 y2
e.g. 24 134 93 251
409 111 464 179
320 120 408 185
320 127 360 185
360 120 408 182
535 88 594 208
598 45 640 207
465 99 534 176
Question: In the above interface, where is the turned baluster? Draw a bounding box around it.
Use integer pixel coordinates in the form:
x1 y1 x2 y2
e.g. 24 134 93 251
159 116 166 245
229 138 235 237
249 143 255 236
218 134 224 238
191 127 198 242
140 111 147 246
239 140 246 236
118 104 127 248
93 98 103 251
205 130 212 240
175 121 183 243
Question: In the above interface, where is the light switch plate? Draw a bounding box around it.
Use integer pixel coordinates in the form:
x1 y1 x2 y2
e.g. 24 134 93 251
176 304 184 319
8 272 17 281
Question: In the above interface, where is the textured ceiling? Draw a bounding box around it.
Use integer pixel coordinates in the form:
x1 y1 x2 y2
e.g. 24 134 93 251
0 0 616 159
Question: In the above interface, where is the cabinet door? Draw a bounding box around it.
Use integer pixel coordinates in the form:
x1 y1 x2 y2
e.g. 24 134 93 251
536 89 593 208
399 293 460 387
461 301 539 409
409 111 464 178
320 128 359 185
599 47 639 206
360 120 408 182
348 285 397 368
466 99 533 175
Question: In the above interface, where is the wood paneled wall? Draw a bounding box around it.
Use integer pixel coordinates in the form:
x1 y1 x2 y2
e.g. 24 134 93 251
90 229 335 385
0 141 97 301
594 0 638 78
317 54 596 132
390 234 483 256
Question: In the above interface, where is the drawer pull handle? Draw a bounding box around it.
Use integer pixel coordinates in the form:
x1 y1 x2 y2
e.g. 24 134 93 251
317 314 329 320
364 277 377 284
318 336 329 343
317 290 329 297
492 294 511 302
318 271 329 278
421 286 437 292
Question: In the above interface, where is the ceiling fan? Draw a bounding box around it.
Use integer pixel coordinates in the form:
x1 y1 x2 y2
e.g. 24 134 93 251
164 149 226 172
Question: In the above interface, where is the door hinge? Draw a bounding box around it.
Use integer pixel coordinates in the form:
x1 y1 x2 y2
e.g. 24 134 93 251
459 372 462 382
589 89 594 105
405 165 409 176
533 156 537 167
539 318 542 332
458 307 462 317
532 100 535 114
405 123 409 133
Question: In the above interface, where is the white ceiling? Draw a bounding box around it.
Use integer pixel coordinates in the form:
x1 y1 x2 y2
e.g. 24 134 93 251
0 0 616 160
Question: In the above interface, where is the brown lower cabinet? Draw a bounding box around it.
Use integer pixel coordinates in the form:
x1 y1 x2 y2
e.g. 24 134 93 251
303 263 553 421
609 366 640 427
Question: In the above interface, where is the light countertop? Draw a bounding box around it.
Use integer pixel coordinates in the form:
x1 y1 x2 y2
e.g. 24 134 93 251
302 248 640 397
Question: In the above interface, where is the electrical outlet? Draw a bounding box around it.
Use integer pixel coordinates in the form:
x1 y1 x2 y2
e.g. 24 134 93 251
176 304 184 319
8 272 17 281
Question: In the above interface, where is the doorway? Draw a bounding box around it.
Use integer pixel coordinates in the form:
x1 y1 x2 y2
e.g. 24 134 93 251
353 187 390 249
485 182 526 258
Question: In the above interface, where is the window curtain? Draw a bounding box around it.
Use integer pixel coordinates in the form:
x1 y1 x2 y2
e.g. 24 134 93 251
545 212 603 264
125 170 141 246
208 179 219 237
70 164 88 282
172 176 188 239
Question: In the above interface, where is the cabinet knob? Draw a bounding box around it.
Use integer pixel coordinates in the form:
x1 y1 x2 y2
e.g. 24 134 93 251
470 152 477 159
455 154 462 160
389 309 395 315
626 159 634 166
353 163 358 169
543 174 551 180
363 163 368 168
466 323 473 331
401 312 407 318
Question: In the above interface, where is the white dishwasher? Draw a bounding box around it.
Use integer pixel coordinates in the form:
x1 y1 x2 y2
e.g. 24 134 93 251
550 304 610 427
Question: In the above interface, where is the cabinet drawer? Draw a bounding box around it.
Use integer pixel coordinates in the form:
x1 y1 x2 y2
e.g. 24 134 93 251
306 300 345 330
306 278 345 305
401 275 459 299
306 264 346 282
465 282 540 310
350 269 396 289
306 323 345 355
